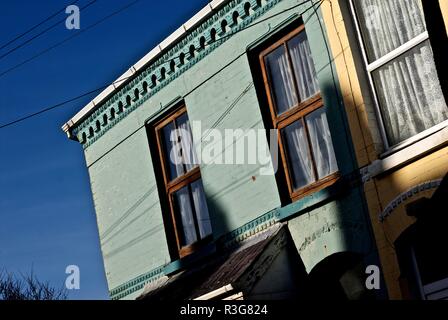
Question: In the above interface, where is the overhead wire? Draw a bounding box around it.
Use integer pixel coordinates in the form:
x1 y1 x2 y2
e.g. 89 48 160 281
0 0 97 61
0 0 81 52
0 0 141 79
0 0 320 131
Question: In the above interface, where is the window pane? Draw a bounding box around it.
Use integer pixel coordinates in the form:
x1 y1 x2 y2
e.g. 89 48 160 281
354 0 427 62
161 121 184 181
281 120 315 190
191 179 212 239
176 113 199 172
372 40 448 145
265 45 298 114
173 186 197 246
288 32 320 101
305 107 338 179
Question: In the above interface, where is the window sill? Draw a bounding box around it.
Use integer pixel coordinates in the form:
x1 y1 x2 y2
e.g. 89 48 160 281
178 235 213 258
278 176 348 221
365 124 448 180
290 172 340 203
164 239 216 276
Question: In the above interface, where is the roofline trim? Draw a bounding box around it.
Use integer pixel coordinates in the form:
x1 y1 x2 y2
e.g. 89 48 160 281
62 0 229 136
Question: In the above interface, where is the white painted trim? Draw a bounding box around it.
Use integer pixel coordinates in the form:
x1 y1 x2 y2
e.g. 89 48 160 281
424 278 448 300
193 284 234 300
62 0 229 135
381 119 448 157
348 0 390 149
366 31 429 72
366 125 448 178
424 278 448 295
223 292 244 300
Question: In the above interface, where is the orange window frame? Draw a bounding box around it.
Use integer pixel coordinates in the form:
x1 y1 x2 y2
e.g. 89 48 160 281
258 25 340 202
154 105 211 258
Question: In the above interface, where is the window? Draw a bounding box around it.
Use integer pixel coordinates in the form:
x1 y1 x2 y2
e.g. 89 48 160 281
154 106 212 258
396 224 448 300
259 25 339 201
350 0 448 148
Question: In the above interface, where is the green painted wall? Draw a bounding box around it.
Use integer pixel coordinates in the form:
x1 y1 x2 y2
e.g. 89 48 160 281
78 0 374 298
287 188 371 273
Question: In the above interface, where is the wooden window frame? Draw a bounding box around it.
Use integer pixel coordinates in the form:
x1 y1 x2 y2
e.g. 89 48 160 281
259 25 339 202
154 105 211 258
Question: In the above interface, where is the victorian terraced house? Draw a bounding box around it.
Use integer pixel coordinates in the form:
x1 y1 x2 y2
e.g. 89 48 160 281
319 0 448 299
63 0 448 300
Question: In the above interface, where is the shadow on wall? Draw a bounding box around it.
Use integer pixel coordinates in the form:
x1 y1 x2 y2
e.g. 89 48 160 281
422 0 448 104
204 190 232 244
394 172 448 300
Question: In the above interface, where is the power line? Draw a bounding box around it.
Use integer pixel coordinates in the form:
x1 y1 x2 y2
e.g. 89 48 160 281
0 0 80 52
0 0 140 79
0 0 320 131
0 0 313 80
0 0 97 62
85 1 323 168
0 75 132 130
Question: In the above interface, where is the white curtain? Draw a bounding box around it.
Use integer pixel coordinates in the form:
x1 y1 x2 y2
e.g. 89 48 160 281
282 121 314 190
265 46 298 114
191 180 212 239
174 186 197 246
288 32 320 101
355 0 448 145
177 114 198 171
306 108 338 179
163 122 184 180
354 0 427 61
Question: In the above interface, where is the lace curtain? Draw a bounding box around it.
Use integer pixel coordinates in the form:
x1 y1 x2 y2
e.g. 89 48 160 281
191 180 212 239
174 186 197 246
265 32 320 114
288 32 320 101
265 46 298 114
306 108 338 179
177 113 198 171
282 107 338 190
354 0 448 145
174 180 211 246
282 120 314 190
162 122 184 180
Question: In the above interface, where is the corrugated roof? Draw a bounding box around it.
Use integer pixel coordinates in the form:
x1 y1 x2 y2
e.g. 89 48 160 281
138 223 286 301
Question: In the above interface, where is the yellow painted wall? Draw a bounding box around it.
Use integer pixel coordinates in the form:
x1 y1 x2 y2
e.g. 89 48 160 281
364 146 448 298
440 0 448 34
320 0 448 299
319 0 379 168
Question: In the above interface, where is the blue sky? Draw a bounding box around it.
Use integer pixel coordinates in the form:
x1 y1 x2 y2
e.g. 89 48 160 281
0 0 206 300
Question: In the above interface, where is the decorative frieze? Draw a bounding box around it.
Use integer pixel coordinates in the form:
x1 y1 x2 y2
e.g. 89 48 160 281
109 266 164 300
73 0 288 149
108 207 279 299
379 179 442 222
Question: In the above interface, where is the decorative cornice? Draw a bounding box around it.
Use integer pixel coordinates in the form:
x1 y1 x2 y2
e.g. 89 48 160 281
72 0 287 149
379 179 442 222
110 266 164 300
218 208 280 250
